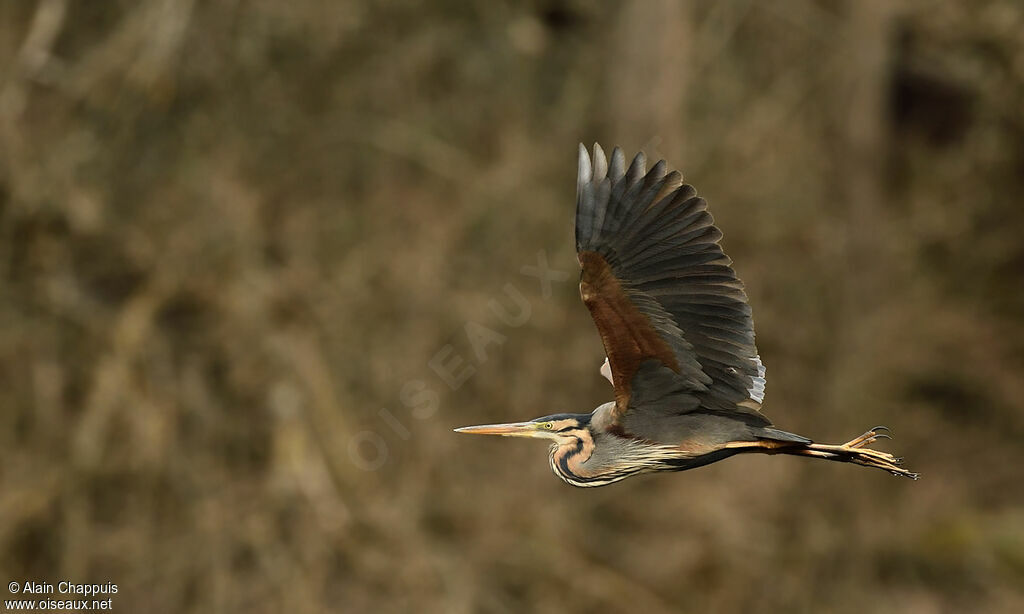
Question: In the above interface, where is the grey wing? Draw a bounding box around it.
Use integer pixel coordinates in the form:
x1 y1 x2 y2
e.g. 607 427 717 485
576 143 769 441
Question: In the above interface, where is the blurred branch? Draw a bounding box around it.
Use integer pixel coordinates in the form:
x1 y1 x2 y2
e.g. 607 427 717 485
0 0 66 178
607 0 691 145
71 276 174 469
0 0 66 121
60 0 194 103
338 118 475 184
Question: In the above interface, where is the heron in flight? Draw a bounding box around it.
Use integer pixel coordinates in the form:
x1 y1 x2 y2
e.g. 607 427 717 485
456 144 918 487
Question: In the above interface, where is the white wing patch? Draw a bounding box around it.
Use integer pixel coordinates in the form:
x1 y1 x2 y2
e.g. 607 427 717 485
748 355 766 403
600 357 614 386
601 354 764 403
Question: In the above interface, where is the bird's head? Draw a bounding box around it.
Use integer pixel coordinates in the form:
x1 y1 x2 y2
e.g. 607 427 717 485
454 413 592 445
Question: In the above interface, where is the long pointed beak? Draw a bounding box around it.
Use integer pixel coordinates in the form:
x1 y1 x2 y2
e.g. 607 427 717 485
453 421 542 438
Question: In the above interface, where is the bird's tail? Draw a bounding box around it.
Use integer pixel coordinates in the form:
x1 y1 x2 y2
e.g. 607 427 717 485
752 426 919 479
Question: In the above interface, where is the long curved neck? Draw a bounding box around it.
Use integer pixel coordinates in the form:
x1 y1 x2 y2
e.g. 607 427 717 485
548 427 648 488
549 430 597 487
550 422 696 487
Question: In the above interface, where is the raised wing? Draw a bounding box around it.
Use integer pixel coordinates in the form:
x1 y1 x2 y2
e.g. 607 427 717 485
575 143 768 436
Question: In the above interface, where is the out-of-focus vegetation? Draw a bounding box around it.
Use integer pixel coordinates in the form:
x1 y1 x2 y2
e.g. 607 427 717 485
1 1 1023 612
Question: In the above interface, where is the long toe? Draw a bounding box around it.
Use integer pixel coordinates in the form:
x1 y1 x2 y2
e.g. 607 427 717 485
843 429 880 449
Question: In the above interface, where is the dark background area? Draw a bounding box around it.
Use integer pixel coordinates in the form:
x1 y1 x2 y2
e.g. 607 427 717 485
1 1 1023 612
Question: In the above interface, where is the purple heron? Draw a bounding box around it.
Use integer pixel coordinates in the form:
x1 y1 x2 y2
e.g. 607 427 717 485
456 144 918 487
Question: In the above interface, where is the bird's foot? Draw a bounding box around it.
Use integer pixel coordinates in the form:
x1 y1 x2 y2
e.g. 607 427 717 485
810 427 919 480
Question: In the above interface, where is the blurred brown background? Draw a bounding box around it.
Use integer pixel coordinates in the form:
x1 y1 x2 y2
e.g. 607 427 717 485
2 1 1023 612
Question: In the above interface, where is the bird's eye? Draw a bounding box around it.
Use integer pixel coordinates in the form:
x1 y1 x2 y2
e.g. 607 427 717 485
541 422 553 430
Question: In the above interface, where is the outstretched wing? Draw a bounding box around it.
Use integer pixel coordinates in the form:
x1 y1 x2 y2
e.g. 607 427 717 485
575 143 768 437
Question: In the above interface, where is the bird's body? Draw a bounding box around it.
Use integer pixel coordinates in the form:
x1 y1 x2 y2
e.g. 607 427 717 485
456 144 917 487
541 408 749 488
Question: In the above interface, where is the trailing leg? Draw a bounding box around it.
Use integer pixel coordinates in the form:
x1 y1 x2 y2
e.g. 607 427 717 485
785 427 919 479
